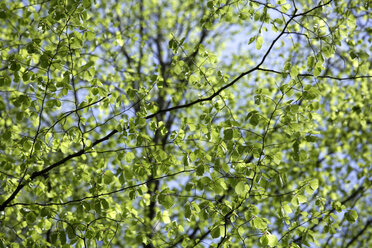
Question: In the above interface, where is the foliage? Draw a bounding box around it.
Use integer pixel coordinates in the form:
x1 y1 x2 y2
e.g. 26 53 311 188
0 0 371 247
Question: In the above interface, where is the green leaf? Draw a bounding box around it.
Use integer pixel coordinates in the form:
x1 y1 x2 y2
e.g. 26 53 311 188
125 152 135 163
249 114 260 126
2 130 11 141
95 200 101 213
22 72 30 82
185 203 192 219
256 36 264 50
322 45 334 58
345 210 358 223
254 95 261 105
162 210 171 223
248 36 256 45
59 231 66 245
235 181 245 195
305 185 315 195
174 64 182 74
103 170 114 184
282 203 292 214
267 234 278 247
207 1 214 9
83 0 91 8
159 194 174 209
26 212 36 224
192 202 201 213
260 234 269 246
298 194 307 204
81 61 95 71
40 208 50 217
280 4 291 13
260 234 278 247
284 62 291 72
221 163 230 173
66 225 75 239
211 226 223 238
44 219 52 230
290 66 299 78
314 62 324 77
253 217 267 230
224 128 234 140
291 196 299 207
91 87 99 95
86 229 94 239
309 179 319 191
307 56 315 69
50 232 58 244
40 54 49 68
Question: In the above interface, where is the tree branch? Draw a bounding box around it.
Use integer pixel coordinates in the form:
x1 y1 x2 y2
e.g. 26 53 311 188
257 68 371 81
8 169 193 208
145 9 298 119
146 1 335 120
0 130 118 212
344 218 372 248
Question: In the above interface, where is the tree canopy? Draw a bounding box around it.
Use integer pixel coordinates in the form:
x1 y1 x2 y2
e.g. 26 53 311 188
0 0 371 247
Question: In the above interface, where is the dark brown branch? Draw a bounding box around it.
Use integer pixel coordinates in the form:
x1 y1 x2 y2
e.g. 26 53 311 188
45 94 111 134
344 218 372 248
145 1 336 120
191 229 212 248
145 9 298 119
281 185 367 244
8 169 193 208
0 130 118 212
257 68 371 80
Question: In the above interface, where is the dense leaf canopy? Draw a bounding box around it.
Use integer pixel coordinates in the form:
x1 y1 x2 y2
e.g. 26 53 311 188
0 0 371 247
